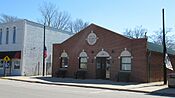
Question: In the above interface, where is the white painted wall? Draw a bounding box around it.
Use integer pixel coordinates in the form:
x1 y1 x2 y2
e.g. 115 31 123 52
0 20 24 51
0 20 25 75
0 19 71 76
22 20 71 75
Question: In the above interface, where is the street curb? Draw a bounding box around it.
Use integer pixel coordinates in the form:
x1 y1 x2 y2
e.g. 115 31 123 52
0 77 149 93
1 77 175 97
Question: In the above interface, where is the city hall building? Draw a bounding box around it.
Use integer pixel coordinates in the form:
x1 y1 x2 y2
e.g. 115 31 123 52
52 24 175 82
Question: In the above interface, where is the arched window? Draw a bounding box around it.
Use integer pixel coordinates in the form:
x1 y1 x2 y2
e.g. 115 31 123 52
13 27 16 44
79 50 88 69
120 48 132 71
60 50 68 68
0 29 2 44
6 28 9 44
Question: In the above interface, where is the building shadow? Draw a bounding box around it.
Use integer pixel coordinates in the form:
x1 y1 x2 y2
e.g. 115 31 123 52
35 76 138 86
147 87 175 97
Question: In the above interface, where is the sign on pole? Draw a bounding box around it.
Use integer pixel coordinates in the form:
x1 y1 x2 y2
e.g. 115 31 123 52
3 56 10 62
3 56 11 76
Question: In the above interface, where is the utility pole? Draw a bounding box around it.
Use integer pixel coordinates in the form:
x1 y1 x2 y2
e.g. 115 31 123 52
162 8 167 85
43 23 46 76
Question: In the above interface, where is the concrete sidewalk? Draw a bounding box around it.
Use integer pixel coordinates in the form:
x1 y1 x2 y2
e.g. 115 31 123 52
1 76 175 97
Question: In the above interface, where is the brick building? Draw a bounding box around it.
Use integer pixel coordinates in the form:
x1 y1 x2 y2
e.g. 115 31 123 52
52 24 175 82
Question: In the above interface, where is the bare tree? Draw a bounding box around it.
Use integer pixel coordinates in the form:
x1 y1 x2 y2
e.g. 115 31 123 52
39 1 71 31
52 11 71 31
149 28 175 48
123 25 147 39
39 2 89 32
68 19 89 33
0 14 19 23
39 1 57 27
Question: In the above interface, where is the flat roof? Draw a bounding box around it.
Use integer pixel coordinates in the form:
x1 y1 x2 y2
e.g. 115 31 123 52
147 42 175 55
0 19 73 35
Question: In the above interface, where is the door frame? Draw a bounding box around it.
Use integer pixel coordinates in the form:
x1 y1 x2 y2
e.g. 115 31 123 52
95 49 111 79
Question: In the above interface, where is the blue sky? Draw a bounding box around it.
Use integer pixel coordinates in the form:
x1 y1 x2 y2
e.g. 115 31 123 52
0 0 175 35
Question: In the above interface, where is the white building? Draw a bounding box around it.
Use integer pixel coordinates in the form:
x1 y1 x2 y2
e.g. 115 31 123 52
0 19 71 76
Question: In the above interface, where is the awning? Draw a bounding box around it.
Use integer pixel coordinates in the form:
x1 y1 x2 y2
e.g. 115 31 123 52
0 51 21 59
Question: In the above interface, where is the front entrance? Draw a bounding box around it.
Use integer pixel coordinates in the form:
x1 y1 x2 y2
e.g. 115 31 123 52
96 57 110 79
95 49 111 79
0 51 21 76
4 61 12 76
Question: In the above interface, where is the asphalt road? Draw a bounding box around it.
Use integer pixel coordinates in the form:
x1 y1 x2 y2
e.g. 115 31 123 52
0 79 173 98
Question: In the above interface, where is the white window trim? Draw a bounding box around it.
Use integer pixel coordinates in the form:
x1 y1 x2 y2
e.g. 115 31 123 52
119 48 132 71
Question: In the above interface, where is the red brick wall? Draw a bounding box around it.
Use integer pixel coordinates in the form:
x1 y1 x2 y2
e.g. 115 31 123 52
52 24 149 82
149 52 163 82
148 51 175 82
130 39 148 82
52 44 61 77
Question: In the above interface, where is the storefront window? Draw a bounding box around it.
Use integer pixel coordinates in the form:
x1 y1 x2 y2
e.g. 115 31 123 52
0 59 3 69
14 60 20 69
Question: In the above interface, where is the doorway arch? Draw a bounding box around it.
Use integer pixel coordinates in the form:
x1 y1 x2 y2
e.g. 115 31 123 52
95 49 111 79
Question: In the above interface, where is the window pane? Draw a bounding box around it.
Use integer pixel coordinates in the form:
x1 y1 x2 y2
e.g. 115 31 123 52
122 57 131 63
0 29 2 44
64 58 68 67
61 58 64 67
13 27 16 43
0 59 3 68
61 57 68 68
96 60 101 69
81 57 87 62
80 57 87 69
80 63 87 69
122 64 131 71
6 28 9 44
14 60 20 69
